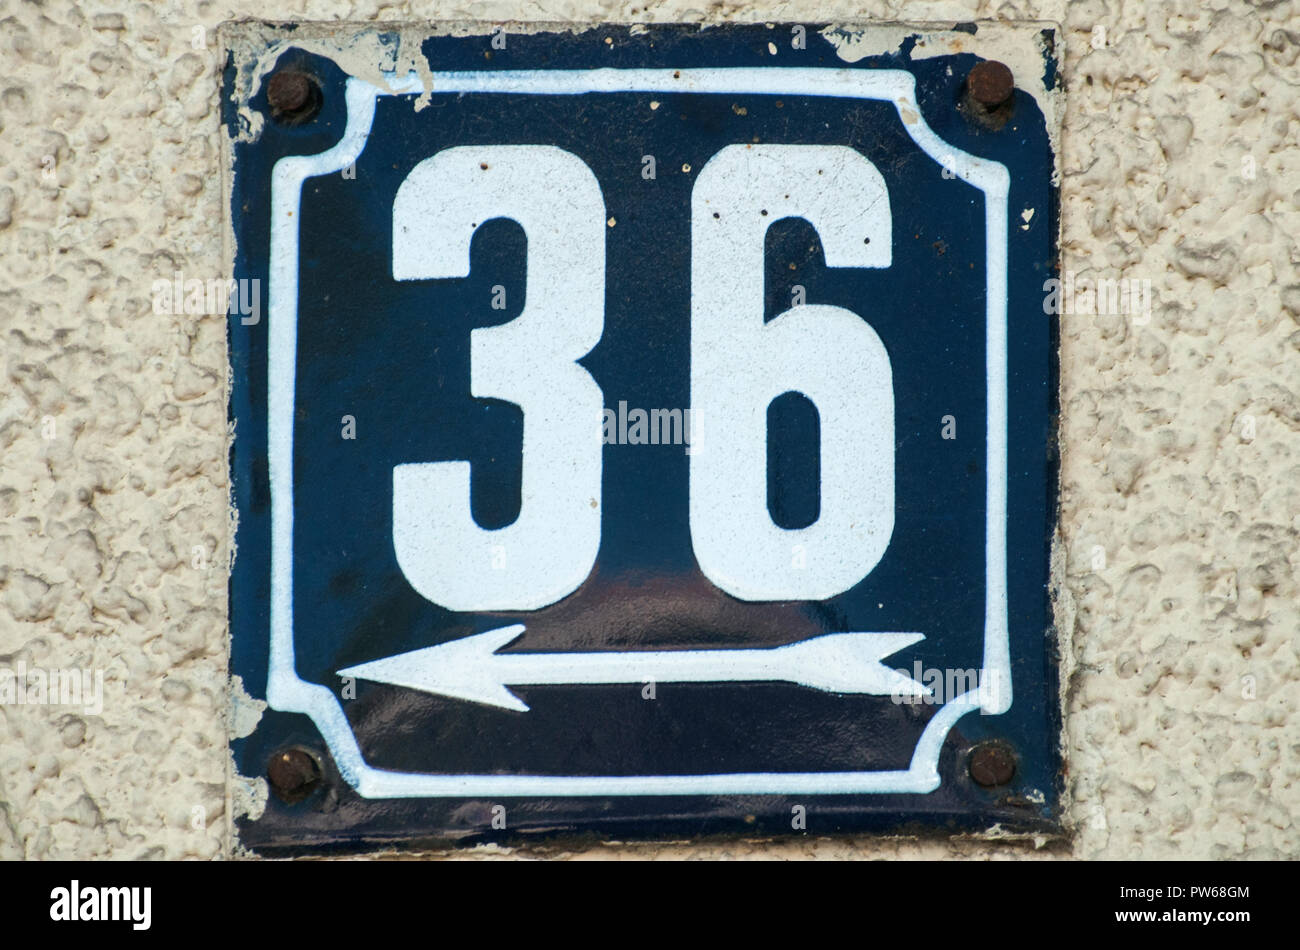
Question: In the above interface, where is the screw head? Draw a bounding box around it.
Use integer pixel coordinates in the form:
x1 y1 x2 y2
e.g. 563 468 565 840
968 742 1016 788
266 71 320 125
267 747 322 803
966 61 1015 109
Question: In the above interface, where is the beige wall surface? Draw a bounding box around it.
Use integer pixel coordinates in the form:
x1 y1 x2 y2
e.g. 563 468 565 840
0 0 1296 860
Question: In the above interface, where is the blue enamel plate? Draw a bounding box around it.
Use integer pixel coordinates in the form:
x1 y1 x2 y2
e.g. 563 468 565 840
225 22 1063 852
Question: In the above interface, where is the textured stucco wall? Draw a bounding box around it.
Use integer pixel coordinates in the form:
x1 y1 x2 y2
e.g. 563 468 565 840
0 0 1296 860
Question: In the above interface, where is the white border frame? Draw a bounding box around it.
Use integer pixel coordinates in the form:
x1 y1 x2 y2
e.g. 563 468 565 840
264 68 1010 798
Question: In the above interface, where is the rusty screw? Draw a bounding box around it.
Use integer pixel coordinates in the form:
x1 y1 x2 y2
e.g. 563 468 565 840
966 61 1015 111
266 70 321 125
968 742 1016 788
267 747 322 803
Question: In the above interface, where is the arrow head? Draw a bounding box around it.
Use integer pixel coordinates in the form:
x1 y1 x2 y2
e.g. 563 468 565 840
338 624 531 712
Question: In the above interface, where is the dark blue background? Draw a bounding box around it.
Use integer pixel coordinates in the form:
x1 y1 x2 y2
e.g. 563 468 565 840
228 23 1060 851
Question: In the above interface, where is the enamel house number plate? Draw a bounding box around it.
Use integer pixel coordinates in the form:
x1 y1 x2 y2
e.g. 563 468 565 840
225 22 1062 852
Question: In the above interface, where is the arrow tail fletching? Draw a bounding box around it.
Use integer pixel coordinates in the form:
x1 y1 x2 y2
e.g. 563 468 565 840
779 631 931 696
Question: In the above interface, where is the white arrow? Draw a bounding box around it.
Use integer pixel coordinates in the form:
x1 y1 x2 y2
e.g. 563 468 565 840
338 625 930 712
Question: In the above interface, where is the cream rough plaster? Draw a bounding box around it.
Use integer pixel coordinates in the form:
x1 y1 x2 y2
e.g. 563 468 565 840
0 0 1295 861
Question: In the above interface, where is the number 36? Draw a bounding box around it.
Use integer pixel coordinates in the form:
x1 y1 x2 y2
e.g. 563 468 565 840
391 144 894 611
